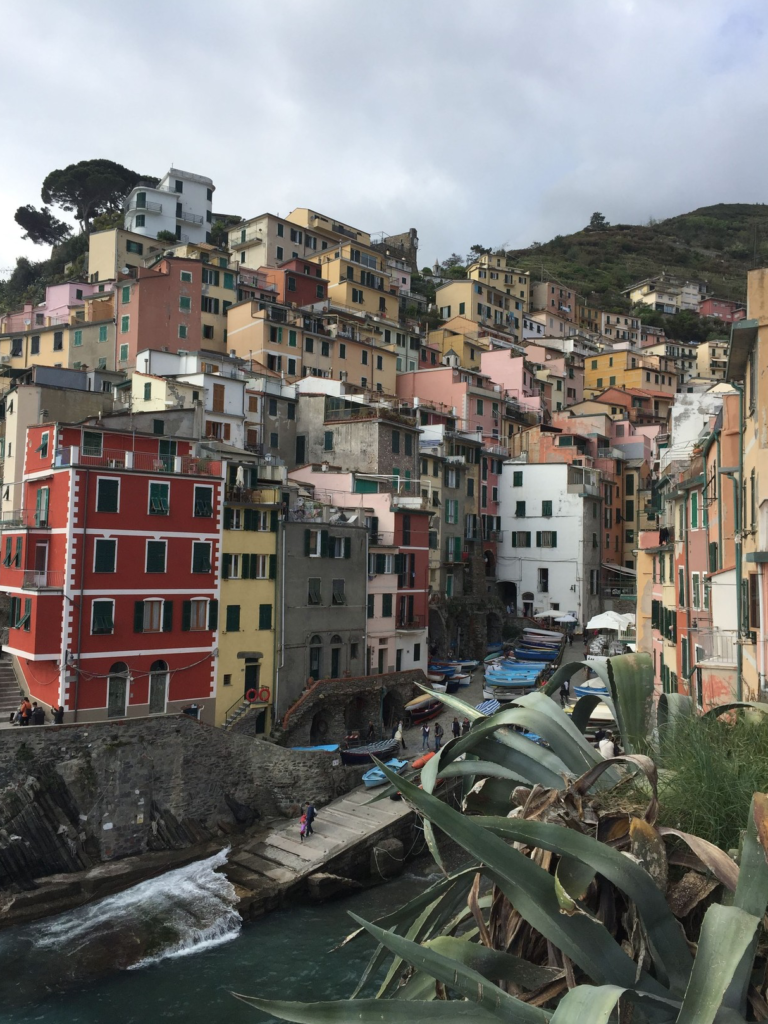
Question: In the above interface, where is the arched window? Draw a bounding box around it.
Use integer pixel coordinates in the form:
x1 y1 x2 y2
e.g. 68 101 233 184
107 662 129 719
309 636 322 681
149 659 169 715
330 634 342 645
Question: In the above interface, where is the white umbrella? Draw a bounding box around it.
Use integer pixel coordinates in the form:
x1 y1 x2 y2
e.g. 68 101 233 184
555 614 578 624
235 465 245 488
534 610 559 618
586 611 628 631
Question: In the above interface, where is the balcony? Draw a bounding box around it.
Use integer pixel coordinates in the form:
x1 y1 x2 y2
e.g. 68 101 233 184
53 447 222 478
396 615 425 631
231 234 262 249
0 509 50 530
21 569 64 590
225 487 279 506
128 199 162 213
178 210 204 225
369 531 396 547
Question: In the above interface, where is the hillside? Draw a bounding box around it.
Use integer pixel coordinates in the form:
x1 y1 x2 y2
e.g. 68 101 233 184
504 203 768 310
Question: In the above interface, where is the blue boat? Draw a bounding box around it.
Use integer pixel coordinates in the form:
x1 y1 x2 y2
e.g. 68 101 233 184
291 744 341 752
513 649 556 663
362 758 408 788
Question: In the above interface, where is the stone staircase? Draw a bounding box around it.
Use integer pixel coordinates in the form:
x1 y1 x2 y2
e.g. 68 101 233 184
223 700 252 729
0 659 21 718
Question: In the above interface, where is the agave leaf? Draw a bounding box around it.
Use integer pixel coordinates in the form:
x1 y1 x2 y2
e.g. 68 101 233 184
391 971 438 1001
463 775 529 816
377 762 671 998
425 936 564 990
554 855 595 913
569 693 617 735
722 794 768 1015
549 985 680 1024
349 912 552 1023
233 995 500 1022
504 691 603 766
656 692 694 742
606 653 654 754
471 816 692 997
376 892 453 998
656 827 738 892
469 737 568 791
674 904 760 1024
543 659 612 698
703 701 768 720
414 682 485 720
439 760 533 784
571 754 658 823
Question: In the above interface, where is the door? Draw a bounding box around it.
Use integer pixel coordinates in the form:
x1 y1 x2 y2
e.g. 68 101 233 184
295 435 306 465
396 648 402 672
244 661 260 698
309 646 321 680
148 669 168 714
377 647 386 674
159 439 177 471
331 647 340 679
107 672 127 718
34 543 48 587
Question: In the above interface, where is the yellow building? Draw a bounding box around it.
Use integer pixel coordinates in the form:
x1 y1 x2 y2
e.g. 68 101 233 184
583 349 678 398
435 280 515 333
285 208 371 247
217 473 282 729
88 227 168 283
467 254 530 310
427 316 499 369
310 241 399 321
0 315 116 373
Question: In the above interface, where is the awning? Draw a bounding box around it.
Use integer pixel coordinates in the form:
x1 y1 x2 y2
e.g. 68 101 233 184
602 562 637 577
725 319 757 381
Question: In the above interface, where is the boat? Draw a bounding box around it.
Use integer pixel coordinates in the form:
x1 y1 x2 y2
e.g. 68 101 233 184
452 659 479 671
427 672 446 684
523 627 562 640
429 663 456 676
405 693 444 724
290 744 340 753
362 758 408 788
340 738 400 766
430 681 447 693
410 751 436 769
445 677 461 694
513 648 557 663
454 673 471 688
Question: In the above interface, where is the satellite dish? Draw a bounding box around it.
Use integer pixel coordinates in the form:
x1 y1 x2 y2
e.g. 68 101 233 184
23 319 30 326
120 267 130 275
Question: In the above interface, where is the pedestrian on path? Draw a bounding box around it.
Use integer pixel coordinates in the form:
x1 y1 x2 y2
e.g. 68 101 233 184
366 721 376 743
461 716 471 735
299 813 307 842
434 722 444 751
305 800 317 836
421 723 430 750
451 717 461 739
395 722 406 750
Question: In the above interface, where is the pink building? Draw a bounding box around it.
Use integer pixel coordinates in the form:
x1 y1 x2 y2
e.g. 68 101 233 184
0 282 112 334
699 297 746 324
478 349 545 418
396 367 505 438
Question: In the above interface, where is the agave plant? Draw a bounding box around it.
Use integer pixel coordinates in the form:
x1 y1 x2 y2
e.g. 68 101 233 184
236 655 768 1022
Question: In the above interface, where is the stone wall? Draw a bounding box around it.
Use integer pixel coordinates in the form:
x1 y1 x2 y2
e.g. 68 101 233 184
280 669 425 746
0 715 360 889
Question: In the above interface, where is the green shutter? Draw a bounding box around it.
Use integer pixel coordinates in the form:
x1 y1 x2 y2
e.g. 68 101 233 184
95 540 115 573
375 553 386 574
270 510 278 532
320 530 329 557
551 532 557 548
511 532 517 548
269 554 276 579
304 529 311 555
3 538 11 566
222 553 231 579
162 601 173 632
226 605 240 632
709 542 718 573
454 536 462 560
691 493 698 529
542 500 552 516
182 601 191 631
382 593 392 617
22 598 31 631
259 604 272 630
134 601 145 633
224 507 234 529
97 479 119 512
344 537 351 559
14 537 22 567
243 509 253 531
146 541 166 573
394 553 405 574
208 599 218 630
241 554 250 578
681 637 689 678
536 531 542 547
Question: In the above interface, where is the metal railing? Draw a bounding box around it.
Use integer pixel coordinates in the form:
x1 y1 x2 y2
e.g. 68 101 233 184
693 630 737 665
179 210 204 225
129 199 162 213
396 615 424 630
225 487 279 505
53 447 221 477
0 509 50 529
369 531 396 547
21 569 65 590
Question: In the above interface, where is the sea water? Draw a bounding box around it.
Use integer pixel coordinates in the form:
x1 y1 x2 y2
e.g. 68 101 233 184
0 853 433 1023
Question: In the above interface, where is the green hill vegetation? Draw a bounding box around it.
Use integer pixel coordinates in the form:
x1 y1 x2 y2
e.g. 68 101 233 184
504 202 768 310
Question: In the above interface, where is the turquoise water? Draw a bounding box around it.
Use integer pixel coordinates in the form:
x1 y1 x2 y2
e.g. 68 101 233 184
0 858 434 1024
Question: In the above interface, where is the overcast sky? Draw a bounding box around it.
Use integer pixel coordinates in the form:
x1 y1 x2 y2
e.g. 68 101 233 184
2 0 767 276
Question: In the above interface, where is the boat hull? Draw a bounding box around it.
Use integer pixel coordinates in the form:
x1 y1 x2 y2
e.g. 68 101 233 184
341 739 400 766
362 758 408 788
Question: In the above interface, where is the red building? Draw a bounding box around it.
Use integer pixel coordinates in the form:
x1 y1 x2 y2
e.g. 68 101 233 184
698 297 746 323
393 506 431 643
261 259 328 307
0 423 223 722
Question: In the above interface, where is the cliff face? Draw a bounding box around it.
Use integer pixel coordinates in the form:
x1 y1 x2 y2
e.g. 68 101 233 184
0 716 354 891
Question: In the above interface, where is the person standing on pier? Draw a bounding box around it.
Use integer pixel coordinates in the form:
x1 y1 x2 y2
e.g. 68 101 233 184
305 801 317 837
434 722 444 751
421 723 430 750
451 717 461 739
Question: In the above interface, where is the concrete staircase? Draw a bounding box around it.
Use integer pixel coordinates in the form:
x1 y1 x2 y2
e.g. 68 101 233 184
223 700 251 729
0 659 21 718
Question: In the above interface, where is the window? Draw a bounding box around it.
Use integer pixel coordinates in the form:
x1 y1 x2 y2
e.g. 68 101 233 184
538 568 549 592
194 485 213 517
120 315 130 333
31 335 40 354
142 599 165 633
382 592 393 618
467 477 475 497
146 540 167 573
542 500 552 517
126 240 143 255
178 325 187 340
515 500 526 518
181 270 193 283
73 329 82 348
259 604 272 630
92 599 114 635
185 598 210 631
301 574 321 606
192 542 212 573
367 594 374 619
276 246 283 261
332 579 346 605
307 529 321 557
678 566 686 607
226 605 241 632
94 538 116 573
690 491 698 529
537 531 558 547
179 296 191 312
392 430 400 454
691 572 701 610
96 478 119 513
511 532 532 547
324 430 334 451
513 471 523 487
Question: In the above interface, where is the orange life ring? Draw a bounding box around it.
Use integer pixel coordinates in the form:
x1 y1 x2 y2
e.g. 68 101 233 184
258 686 271 703
245 688 258 703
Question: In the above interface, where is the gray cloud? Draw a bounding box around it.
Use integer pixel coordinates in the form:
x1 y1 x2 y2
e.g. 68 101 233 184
1 0 767 276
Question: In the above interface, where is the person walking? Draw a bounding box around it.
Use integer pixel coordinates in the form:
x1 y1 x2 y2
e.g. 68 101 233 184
305 801 317 836
559 678 570 708
451 716 461 739
421 723 430 750
567 633 573 647
299 813 307 843
394 722 406 751
461 716 471 735
366 721 376 743
434 721 444 751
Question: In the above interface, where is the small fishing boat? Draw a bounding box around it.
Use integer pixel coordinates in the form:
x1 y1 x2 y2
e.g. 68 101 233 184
290 744 340 753
340 738 400 766
427 672 446 684
523 627 562 640
453 659 479 672
362 758 408 788
405 693 444 724
445 677 461 694
454 673 471 688
430 680 448 693
410 750 436 769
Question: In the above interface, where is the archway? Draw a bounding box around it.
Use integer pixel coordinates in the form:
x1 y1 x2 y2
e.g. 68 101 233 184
148 660 168 715
522 591 534 618
344 695 366 735
107 662 129 719
428 607 448 659
330 634 343 679
309 709 331 744
382 691 397 732
483 548 495 579
499 581 517 614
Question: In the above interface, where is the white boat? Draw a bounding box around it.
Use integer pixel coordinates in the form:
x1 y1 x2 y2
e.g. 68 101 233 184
431 681 448 693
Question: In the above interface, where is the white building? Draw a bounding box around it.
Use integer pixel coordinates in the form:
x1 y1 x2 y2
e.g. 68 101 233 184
497 461 602 628
124 168 214 246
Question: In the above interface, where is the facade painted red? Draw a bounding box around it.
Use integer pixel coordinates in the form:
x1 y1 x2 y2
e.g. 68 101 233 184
393 508 430 632
261 259 328 307
0 423 222 722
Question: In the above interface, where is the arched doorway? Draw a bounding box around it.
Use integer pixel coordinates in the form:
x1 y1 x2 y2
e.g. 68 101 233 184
107 662 129 719
309 635 322 681
382 691 397 732
522 591 534 618
330 634 343 679
483 549 495 579
148 660 168 715
309 709 331 744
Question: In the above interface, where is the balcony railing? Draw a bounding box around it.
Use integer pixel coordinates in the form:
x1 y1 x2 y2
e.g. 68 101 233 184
129 199 162 213
396 615 424 630
369 531 396 547
231 233 262 248
0 509 50 530
225 487 279 505
21 570 65 590
694 630 737 665
53 447 221 477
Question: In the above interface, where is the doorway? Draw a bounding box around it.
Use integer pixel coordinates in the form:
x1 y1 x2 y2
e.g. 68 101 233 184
148 660 168 714
244 660 260 698
377 647 386 673
34 543 48 587
107 662 128 718
395 648 402 672
295 435 306 465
